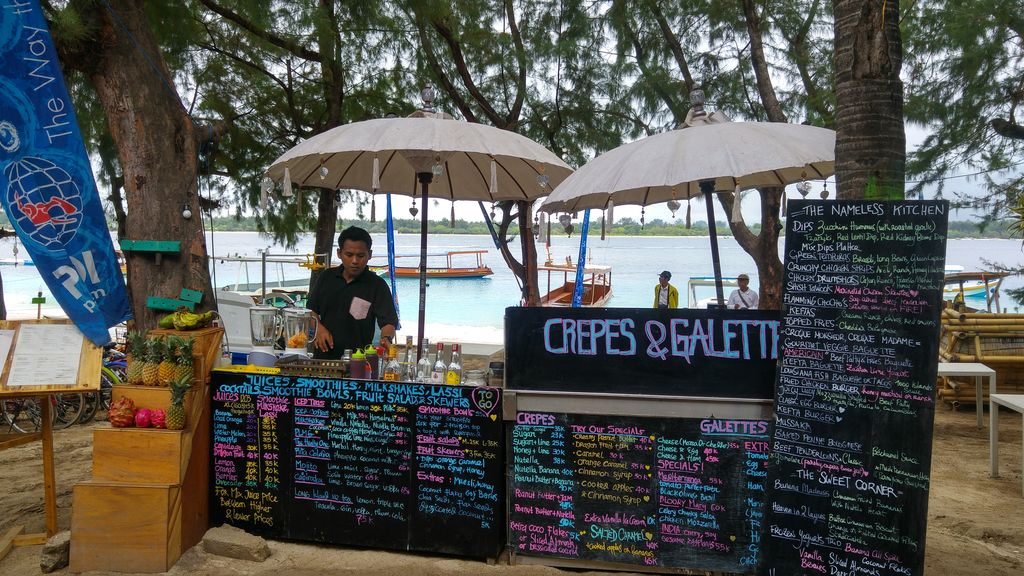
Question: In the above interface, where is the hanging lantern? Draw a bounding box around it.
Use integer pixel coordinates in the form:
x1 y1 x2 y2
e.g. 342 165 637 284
558 214 571 227
318 163 329 181
666 199 681 218
798 180 811 198
432 156 444 176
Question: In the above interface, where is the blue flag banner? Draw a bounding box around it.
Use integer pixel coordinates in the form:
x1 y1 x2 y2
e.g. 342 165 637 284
0 0 132 345
571 209 590 308
385 193 400 329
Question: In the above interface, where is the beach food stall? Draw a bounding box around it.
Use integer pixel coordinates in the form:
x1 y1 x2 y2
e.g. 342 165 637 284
501 200 949 574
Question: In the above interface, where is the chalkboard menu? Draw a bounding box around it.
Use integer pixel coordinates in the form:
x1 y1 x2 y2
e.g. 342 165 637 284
505 307 780 399
760 200 948 576
210 371 504 558
509 412 771 572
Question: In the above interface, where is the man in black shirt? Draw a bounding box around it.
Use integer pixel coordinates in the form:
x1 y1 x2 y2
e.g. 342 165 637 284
308 226 398 359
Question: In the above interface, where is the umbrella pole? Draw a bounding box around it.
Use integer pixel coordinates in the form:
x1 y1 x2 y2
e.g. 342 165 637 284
701 180 726 307
417 172 432 361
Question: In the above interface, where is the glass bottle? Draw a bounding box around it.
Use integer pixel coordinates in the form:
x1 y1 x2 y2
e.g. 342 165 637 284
402 335 415 381
446 343 462 385
416 338 432 382
430 342 446 384
383 345 401 381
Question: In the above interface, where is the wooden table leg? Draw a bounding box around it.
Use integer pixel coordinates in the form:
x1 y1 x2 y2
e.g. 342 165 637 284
40 396 57 536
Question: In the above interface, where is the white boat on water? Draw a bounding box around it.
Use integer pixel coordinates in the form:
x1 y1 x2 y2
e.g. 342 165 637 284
687 276 741 308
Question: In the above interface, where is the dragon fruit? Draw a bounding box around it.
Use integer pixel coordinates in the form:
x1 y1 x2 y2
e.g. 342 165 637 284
108 397 136 427
150 409 167 429
134 408 153 428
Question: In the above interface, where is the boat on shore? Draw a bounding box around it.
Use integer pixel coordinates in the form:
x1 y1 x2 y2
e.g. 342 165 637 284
539 258 613 307
369 249 493 279
943 265 1008 312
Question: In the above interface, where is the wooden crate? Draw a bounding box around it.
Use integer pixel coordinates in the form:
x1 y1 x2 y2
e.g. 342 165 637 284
91 428 188 484
149 326 224 381
110 383 197 415
70 482 180 573
70 381 211 572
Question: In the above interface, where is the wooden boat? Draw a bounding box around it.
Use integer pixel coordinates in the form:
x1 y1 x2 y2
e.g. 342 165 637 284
539 259 613 307
369 249 493 279
943 265 1006 300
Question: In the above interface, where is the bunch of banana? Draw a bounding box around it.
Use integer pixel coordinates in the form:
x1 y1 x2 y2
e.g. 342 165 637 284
158 308 215 330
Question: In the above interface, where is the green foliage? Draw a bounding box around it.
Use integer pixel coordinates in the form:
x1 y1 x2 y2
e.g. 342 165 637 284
903 0 1024 214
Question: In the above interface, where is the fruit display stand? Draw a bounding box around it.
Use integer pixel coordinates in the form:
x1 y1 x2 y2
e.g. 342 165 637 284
69 326 223 573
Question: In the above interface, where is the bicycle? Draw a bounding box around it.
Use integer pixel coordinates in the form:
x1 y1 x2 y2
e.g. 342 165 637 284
79 346 127 423
1 393 83 433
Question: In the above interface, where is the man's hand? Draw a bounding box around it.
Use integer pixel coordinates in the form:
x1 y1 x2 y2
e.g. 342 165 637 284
314 323 334 353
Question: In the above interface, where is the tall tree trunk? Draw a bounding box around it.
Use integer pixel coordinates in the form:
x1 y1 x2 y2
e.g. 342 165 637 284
834 0 905 199
721 189 785 309
86 0 213 330
310 189 338 287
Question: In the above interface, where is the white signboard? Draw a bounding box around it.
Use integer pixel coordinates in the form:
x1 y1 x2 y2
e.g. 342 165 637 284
6 324 84 387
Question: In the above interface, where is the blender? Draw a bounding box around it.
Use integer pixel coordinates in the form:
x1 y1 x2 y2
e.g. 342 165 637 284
248 305 281 366
281 307 316 357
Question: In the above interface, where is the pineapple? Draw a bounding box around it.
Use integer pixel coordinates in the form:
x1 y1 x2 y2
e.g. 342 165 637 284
166 374 190 430
174 337 194 384
125 331 146 385
157 336 178 386
142 338 162 386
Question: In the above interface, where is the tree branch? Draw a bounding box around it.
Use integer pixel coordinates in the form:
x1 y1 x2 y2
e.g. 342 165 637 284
430 16 506 126
504 0 526 128
198 0 321 62
741 0 786 122
412 11 478 122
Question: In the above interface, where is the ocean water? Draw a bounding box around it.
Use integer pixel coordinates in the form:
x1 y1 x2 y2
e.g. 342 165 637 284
2 232 1022 344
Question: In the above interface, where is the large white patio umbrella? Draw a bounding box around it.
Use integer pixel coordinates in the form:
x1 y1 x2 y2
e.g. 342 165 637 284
541 97 835 307
266 103 573 357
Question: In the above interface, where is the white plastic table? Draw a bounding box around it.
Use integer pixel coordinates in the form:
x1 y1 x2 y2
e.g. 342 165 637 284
937 362 996 428
989 393 1024 496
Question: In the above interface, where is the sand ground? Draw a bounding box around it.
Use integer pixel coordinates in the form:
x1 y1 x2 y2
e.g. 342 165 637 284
0 366 1021 576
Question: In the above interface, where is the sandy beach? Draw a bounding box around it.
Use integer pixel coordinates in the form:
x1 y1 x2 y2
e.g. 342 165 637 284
0 368 1020 576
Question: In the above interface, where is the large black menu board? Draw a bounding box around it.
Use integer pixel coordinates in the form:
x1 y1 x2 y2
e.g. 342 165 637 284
505 307 780 399
509 412 771 572
760 200 948 576
210 371 504 558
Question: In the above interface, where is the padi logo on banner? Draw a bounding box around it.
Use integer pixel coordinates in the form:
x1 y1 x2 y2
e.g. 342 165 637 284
6 155 84 248
0 0 132 344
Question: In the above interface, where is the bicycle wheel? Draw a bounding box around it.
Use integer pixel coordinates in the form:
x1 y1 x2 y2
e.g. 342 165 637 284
78 392 100 423
52 394 85 430
1 397 52 434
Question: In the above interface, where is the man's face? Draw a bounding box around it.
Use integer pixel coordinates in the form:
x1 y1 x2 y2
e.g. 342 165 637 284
338 240 371 280
659 276 669 287
738 277 749 290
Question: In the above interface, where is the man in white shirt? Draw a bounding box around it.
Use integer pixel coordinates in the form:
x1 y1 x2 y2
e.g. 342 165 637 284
727 273 759 310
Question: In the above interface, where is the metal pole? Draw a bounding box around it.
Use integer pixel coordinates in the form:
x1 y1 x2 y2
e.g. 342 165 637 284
416 172 432 361
701 180 725 307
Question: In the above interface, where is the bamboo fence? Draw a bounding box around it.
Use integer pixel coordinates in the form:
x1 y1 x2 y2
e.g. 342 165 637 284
938 307 1024 405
